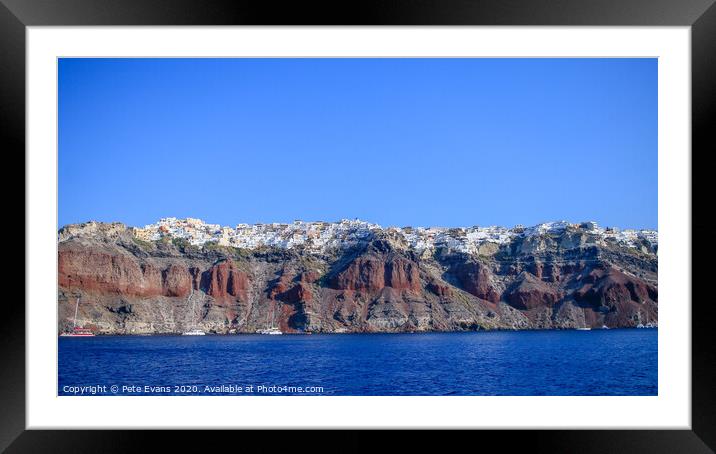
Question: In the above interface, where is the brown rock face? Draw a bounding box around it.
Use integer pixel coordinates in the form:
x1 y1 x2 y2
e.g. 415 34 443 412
427 281 453 298
452 262 500 303
161 264 192 297
384 258 421 291
544 264 561 282
528 262 562 282
330 257 385 291
329 256 420 293
299 271 320 283
57 222 658 333
268 273 292 299
58 248 192 298
505 273 560 310
575 267 657 308
59 249 143 295
202 259 249 301
278 283 313 303
529 262 544 279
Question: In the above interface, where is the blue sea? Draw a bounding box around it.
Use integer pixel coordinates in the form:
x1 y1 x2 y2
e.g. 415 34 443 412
58 329 657 396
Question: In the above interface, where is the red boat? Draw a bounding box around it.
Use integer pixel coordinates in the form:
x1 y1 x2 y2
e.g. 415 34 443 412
59 296 95 337
60 326 95 337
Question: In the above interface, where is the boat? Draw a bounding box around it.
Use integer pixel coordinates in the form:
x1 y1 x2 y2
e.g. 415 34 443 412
602 325 609 330
256 303 283 335
576 327 591 331
60 296 95 337
182 329 206 336
635 310 646 328
182 287 206 336
60 326 95 337
257 327 283 335
640 311 657 328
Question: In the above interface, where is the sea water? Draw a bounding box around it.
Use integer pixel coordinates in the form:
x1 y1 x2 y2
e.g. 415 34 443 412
58 329 657 396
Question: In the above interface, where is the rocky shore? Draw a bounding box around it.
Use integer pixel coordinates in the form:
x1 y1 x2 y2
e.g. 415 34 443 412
58 220 657 334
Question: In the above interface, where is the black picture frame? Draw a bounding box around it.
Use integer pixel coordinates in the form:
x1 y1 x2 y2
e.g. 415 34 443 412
3 0 714 451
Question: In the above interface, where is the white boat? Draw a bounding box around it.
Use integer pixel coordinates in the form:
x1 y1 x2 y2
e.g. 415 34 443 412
256 304 283 335
257 327 283 335
60 296 95 337
576 327 591 331
635 310 646 328
182 287 206 336
182 329 206 336
602 325 609 330
639 311 657 328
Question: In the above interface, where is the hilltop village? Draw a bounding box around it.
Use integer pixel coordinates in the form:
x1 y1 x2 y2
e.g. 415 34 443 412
131 217 658 255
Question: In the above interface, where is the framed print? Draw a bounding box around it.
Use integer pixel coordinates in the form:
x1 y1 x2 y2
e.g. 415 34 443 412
4 0 715 451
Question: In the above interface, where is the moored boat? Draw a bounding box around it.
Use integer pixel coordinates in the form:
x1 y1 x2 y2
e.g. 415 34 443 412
256 327 283 335
182 329 206 336
60 296 95 337
182 287 206 336
256 304 283 335
60 326 95 337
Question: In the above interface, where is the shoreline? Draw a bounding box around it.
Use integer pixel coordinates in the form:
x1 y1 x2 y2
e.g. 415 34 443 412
58 326 657 337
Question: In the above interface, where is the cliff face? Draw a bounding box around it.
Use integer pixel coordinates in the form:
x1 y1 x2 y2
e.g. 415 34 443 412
57 222 657 334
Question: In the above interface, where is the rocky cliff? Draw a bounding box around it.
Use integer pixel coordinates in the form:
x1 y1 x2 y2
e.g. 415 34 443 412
57 220 657 334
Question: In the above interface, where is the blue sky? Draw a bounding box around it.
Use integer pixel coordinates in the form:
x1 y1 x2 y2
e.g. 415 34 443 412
59 58 657 229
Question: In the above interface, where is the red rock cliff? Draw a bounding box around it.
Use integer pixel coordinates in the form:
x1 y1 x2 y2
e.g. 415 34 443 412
58 248 192 298
202 259 250 301
329 256 420 293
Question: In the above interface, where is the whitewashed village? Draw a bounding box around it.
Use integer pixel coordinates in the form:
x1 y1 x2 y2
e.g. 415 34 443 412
132 217 657 255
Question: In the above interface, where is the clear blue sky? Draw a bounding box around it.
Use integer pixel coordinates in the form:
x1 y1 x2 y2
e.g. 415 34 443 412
59 58 657 229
